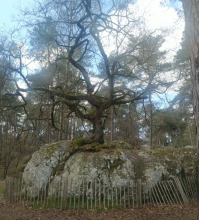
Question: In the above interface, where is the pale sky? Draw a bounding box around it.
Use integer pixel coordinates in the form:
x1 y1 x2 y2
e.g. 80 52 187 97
0 0 184 105
0 0 32 28
0 0 184 71
0 0 183 49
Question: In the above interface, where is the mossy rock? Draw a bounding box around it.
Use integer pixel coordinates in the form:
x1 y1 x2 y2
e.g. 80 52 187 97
70 139 134 153
71 138 86 148
80 142 106 152
103 141 134 150
42 140 66 159
49 149 135 191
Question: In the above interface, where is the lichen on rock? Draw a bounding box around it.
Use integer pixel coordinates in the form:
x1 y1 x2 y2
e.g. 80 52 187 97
22 140 197 197
22 140 71 197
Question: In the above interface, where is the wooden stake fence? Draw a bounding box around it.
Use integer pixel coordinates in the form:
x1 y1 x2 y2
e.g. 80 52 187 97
4 175 198 210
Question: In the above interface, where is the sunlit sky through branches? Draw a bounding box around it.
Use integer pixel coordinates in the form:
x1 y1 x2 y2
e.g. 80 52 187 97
0 0 184 107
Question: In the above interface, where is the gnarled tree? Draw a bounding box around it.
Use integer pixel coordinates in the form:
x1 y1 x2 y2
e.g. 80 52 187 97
2 0 173 149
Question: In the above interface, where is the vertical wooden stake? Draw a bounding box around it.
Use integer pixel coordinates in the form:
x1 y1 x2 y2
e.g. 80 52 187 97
132 181 134 208
137 179 142 208
43 182 47 207
111 184 113 208
91 180 93 209
6 177 14 204
50 180 53 207
143 183 145 206
103 180 105 209
119 184 121 207
99 179 101 209
82 180 84 209
58 179 61 207
78 181 80 210
61 180 63 210
123 183 126 208
73 182 76 209
95 179 97 209
37 179 40 206
148 183 153 207
108 182 110 207
20 178 23 205
116 183 118 207
128 181 130 207
70 179 72 209
41 182 44 206
33 181 36 208
62 178 67 210
87 180 89 209
17 178 20 204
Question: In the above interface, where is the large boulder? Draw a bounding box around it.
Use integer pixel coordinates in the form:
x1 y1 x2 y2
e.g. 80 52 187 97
22 140 71 196
22 141 197 197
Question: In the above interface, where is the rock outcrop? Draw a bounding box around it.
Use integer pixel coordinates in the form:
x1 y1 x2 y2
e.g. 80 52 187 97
22 141 71 196
22 141 197 197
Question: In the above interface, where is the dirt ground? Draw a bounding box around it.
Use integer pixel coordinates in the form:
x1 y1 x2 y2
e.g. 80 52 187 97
0 180 198 220
0 202 198 220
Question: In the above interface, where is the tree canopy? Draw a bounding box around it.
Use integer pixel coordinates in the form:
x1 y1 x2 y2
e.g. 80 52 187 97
0 0 185 152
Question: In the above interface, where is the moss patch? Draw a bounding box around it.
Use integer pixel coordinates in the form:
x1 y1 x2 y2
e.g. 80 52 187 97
152 150 167 157
90 108 97 118
92 94 107 105
70 140 134 153
44 140 65 159
52 163 65 176
80 143 106 152
71 138 86 148
103 157 125 175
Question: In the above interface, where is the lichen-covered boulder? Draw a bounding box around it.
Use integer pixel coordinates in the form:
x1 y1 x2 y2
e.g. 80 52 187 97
141 146 197 180
49 146 197 194
22 141 197 197
50 149 135 193
22 140 71 196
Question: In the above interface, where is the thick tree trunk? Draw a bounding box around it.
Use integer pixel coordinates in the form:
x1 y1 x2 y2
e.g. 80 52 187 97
110 106 114 142
88 108 104 144
182 0 199 148
65 117 69 140
58 104 64 141
149 93 153 146
0 124 2 165
71 108 105 148
92 117 104 144
187 118 194 146
181 0 199 215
